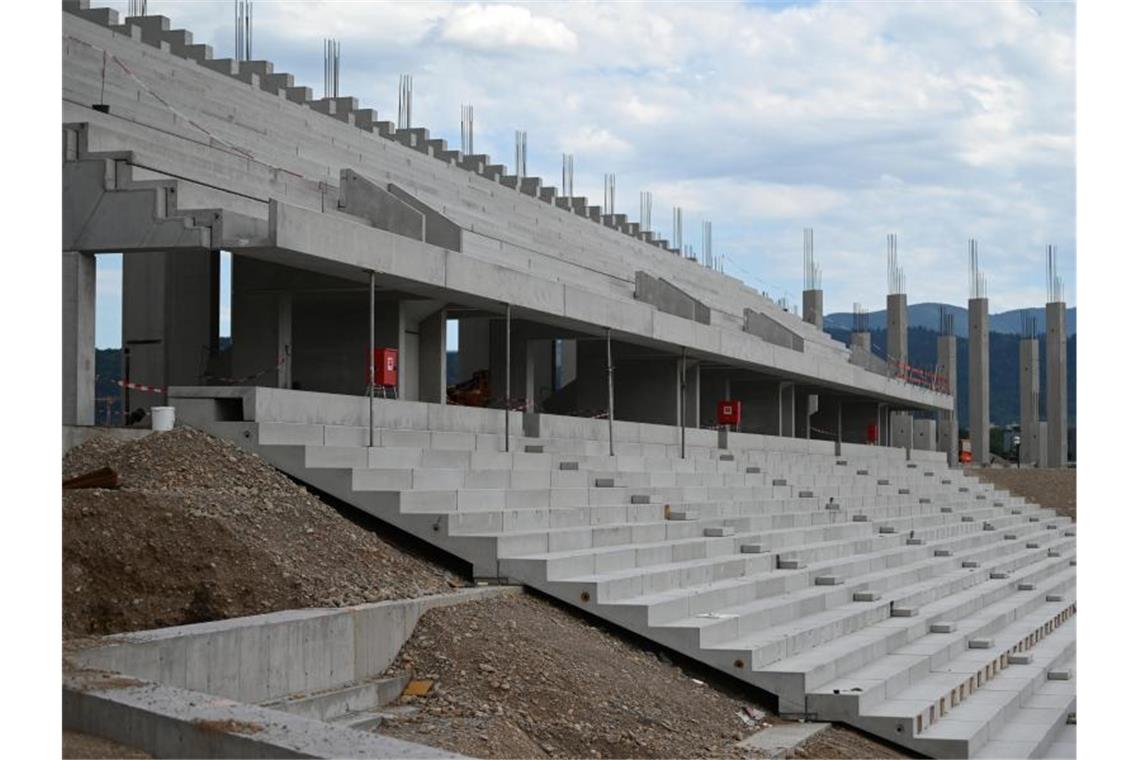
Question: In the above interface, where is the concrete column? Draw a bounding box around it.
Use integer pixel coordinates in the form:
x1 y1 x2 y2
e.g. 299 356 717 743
850 331 871 352
890 411 914 452
835 401 843 456
62 251 96 426
559 339 577 388
913 419 936 450
1046 302 1068 466
968 297 990 464
887 292 908 376
802 289 823 330
418 309 447 403
877 403 888 446
123 250 216 403
683 362 700 427
778 382 795 437
457 318 490 384
937 334 959 465
277 293 292 389
1018 337 1041 466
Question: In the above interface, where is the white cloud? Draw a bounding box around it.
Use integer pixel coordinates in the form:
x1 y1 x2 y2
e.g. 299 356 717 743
102 0 1075 315
438 4 577 53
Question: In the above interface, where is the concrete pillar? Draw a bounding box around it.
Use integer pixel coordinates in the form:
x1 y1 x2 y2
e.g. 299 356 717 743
418 309 447 403
968 297 990 465
1018 337 1041 466
778 382 795 437
683 362 700 427
937 334 959 465
560 339 577 388
887 293 908 376
835 401 843 455
123 250 216 404
913 419 936 450
877 403 888 446
802 289 823 330
890 411 914 452
850 331 871 352
1046 302 1068 466
62 251 96 426
457 318 490 384
276 293 293 389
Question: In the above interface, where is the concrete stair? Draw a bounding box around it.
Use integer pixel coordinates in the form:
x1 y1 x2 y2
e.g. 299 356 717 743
178 393 1074 759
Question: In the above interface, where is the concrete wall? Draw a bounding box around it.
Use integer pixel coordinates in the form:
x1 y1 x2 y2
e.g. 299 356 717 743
70 587 517 705
63 251 96 426
1046 302 1069 466
913 418 936 451
968 298 990 464
1019 337 1041 466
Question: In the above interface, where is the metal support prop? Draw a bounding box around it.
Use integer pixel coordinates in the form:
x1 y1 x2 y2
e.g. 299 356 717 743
504 303 512 453
368 270 375 448
679 347 687 459
606 328 615 457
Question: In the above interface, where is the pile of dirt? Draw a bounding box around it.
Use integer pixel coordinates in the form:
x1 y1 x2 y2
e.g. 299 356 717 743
377 592 901 759
970 467 1076 521
63 428 459 638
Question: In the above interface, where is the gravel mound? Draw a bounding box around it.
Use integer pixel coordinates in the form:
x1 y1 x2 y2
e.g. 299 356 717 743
63 428 458 637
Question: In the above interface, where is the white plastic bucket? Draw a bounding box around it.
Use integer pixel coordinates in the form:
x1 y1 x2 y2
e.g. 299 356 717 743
151 406 176 431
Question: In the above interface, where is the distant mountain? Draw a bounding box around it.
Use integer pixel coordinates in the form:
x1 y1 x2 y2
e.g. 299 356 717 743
824 302 1076 338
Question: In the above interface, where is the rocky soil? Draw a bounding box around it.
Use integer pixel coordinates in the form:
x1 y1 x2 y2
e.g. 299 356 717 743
62 427 459 637
970 467 1076 521
377 593 914 759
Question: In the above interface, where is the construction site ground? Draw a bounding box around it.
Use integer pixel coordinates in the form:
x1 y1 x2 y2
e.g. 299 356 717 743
970 466 1076 521
62 427 913 759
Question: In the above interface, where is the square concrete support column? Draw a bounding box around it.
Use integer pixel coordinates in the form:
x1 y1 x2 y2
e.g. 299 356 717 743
878 403 889 446
683 362 700 428
778 382 795 437
890 411 914 452
524 339 554 413
850 331 871 352
802 289 823 330
276 293 293 390
887 293 908 375
123 250 217 406
418 309 447 403
457 318 490 385
1019 337 1041 466
1046 302 1068 466
62 251 96 426
937 334 958 464
968 297 990 465
558 338 577 389
913 418 936 450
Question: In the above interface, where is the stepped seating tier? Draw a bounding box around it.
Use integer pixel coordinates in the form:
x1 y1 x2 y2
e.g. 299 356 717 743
173 388 1075 759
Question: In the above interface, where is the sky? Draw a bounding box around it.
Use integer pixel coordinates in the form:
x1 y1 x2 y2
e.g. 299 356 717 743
93 0 1075 347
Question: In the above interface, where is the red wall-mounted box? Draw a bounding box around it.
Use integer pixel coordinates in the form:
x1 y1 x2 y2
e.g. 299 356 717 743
370 348 399 387
717 399 741 426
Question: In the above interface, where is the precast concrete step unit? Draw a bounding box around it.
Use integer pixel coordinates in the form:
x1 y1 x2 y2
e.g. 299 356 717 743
174 387 1075 759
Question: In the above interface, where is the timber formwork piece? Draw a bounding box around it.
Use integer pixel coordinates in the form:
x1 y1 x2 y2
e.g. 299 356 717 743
62 3 1073 758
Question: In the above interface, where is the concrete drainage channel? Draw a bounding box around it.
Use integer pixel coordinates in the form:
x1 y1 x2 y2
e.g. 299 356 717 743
64 586 520 758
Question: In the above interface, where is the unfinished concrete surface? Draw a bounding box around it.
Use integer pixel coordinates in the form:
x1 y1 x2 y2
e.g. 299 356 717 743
969 297 991 465
65 589 516 758
1045 302 1068 468
1019 337 1042 467
59 3 1073 758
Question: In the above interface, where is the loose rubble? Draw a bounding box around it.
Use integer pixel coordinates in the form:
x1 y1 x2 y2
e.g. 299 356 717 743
62 428 458 637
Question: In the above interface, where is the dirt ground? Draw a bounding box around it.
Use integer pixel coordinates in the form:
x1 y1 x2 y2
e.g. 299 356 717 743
62 428 460 637
969 467 1076 521
377 592 914 759
62 731 150 759
792 726 910 759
